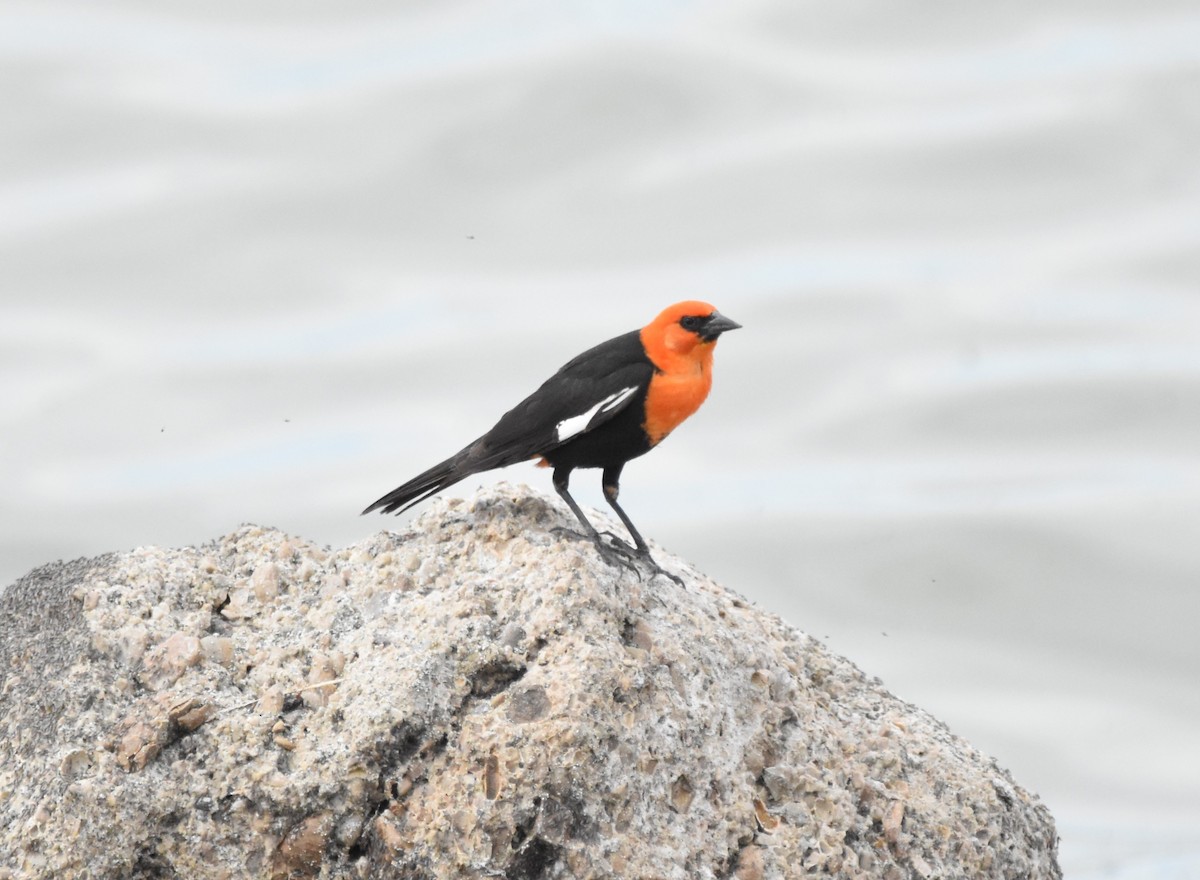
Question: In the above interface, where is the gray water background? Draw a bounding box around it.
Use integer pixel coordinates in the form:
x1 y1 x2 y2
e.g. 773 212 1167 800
3 2 1199 875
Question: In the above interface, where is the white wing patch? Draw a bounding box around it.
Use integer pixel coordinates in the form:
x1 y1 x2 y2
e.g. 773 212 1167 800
555 386 638 443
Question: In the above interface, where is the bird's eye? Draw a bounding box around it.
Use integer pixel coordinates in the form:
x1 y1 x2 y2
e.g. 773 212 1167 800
680 315 703 331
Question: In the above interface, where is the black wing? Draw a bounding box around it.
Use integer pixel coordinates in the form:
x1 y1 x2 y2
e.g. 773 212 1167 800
363 329 654 515
469 329 653 465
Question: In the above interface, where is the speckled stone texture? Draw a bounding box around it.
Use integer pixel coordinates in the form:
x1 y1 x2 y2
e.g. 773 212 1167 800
0 485 1060 880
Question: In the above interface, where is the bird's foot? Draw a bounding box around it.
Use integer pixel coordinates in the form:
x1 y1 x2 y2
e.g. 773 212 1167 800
553 526 631 549
597 531 637 553
633 550 686 588
550 527 682 585
551 527 642 580
593 539 644 580
550 525 591 544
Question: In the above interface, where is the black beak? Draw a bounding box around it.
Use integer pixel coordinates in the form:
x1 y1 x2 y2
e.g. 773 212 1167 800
701 311 742 341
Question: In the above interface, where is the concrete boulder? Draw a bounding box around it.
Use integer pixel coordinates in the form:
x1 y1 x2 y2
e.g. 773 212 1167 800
0 485 1060 879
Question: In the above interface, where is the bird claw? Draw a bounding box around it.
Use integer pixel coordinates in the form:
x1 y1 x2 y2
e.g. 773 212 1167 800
550 527 683 586
593 539 644 581
551 527 642 580
550 525 631 555
608 546 686 588
598 531 636 554
550 526 593 545
637 552 686 588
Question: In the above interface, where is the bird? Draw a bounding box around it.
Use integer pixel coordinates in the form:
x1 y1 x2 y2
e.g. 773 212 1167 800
362 300 741 578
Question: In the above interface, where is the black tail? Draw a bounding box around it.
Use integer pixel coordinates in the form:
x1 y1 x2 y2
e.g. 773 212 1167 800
361 450 473 516
362 425 547 517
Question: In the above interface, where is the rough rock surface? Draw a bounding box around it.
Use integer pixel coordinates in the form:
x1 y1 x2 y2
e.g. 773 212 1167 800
0 485 1060 879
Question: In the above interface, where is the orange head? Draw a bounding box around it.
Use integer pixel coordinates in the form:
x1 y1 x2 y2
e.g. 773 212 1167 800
640 300 741 371
638 301 741 445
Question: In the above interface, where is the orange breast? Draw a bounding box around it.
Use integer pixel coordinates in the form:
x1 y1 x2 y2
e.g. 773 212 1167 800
642 363 712 445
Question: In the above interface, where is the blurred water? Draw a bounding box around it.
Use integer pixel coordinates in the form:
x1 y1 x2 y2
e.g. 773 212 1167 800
4 2 1200 875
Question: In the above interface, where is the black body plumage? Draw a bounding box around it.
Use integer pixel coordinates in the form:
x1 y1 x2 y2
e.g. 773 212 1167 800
361 330 655 517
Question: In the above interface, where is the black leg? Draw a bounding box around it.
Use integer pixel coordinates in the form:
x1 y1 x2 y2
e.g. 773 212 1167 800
552 466 598 538
552 467 639 577
601 465 685 587
601 464 649 554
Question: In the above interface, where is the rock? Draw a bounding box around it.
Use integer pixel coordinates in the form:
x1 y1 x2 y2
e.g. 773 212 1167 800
138 631 202 691
0 485 1061 879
